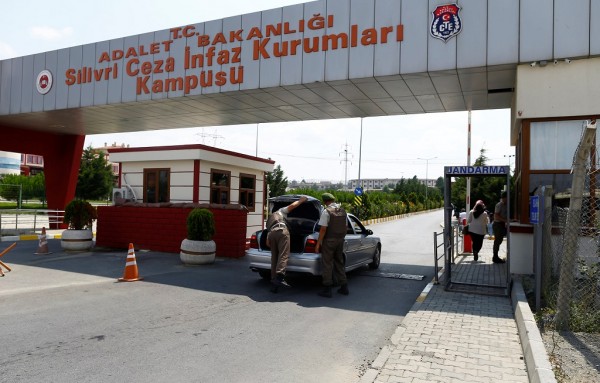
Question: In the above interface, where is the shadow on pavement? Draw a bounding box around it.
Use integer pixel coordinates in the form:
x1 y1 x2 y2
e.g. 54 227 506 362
0 239 432 317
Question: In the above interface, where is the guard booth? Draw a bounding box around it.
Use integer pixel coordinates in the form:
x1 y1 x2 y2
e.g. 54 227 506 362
443 165 511 296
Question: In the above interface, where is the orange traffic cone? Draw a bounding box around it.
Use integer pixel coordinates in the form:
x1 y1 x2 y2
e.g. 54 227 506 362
118 243 143 282
35 227 51 255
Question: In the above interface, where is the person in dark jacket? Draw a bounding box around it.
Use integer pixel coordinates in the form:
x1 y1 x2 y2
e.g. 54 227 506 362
492 191 509 263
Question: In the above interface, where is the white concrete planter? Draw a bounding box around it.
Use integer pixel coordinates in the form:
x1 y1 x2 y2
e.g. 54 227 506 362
61 229 94 251
180 239 216 265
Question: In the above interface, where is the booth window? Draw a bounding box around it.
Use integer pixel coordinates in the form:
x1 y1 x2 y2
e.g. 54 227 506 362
239 173 256 211
211 169 230 204
144 168 170 203
522 119 594 223
530 121 583 170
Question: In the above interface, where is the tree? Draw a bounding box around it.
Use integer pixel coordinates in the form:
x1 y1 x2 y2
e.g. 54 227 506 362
266 164 288 197
0 174 22 201
451 148 511 210
435 176 444 196
75 146 115 200
0 173 46 204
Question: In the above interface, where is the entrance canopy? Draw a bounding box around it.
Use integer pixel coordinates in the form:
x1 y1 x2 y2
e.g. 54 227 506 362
0 0 597 137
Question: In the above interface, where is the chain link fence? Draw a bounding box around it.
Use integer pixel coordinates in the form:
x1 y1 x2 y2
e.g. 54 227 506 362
0 184 22 207
540 122 600 332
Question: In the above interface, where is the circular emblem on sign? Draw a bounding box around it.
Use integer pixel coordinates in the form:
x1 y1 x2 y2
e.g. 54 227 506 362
36 70 53 94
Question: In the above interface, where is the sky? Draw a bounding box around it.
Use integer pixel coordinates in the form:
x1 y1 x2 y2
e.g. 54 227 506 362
0 0 514 184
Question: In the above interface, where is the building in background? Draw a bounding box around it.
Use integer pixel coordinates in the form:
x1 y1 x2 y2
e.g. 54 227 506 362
20 153 44 176
287 179 340 191
349 178 436 191
92 142 128 178
0 151 21 175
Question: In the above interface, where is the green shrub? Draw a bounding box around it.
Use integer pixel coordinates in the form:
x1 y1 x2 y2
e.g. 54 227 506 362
187 208 215 241
63 199 97 230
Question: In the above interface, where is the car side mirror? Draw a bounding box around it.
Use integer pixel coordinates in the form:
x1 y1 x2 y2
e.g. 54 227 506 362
366 229 373 236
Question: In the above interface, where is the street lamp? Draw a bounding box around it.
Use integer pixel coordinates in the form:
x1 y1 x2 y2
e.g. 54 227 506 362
418 156 437 209
255 123 259 156
504 154 515 170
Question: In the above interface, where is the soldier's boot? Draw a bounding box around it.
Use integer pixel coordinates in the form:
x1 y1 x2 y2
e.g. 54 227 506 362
318 286 332 298
337 284 349 295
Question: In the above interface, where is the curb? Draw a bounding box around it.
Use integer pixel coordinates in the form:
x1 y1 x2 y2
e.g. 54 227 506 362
511 279 557 383
363 208 443 226
1 233 63 242
361 273 557 383
1 232 97 242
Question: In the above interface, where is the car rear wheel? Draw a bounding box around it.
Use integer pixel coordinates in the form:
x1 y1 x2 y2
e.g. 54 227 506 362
368 245 381 269
258 269 271 280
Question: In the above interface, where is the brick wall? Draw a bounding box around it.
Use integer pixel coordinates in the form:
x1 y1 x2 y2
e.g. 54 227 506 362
96 204 248 257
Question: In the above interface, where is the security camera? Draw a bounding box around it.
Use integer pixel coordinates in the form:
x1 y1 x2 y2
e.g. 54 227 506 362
553 60 559 65
530 62 537 67
565 58 571 64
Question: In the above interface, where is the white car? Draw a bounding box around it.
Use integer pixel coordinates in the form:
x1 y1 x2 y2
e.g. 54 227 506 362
247 194 382 279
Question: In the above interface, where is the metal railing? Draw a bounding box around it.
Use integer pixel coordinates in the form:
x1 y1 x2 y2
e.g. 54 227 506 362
0 209 64 235
433 230 451 285
434 222 461 285
454 224 463 263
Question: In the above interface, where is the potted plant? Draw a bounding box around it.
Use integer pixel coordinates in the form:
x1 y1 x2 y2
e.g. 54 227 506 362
180 208 216 265
61 199 97 251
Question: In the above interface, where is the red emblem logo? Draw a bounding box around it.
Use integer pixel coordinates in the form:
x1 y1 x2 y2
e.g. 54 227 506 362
431 4 462 42
36 70 53 94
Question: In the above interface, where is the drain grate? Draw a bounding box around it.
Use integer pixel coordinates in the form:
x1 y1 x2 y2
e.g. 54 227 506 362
358 271 425 280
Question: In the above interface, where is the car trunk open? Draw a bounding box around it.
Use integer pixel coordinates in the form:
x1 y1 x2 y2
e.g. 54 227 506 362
260 195 322 253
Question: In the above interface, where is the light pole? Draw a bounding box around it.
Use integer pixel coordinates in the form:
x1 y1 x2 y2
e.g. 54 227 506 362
504 154 515 170
255 123 259 156
418 156 437 209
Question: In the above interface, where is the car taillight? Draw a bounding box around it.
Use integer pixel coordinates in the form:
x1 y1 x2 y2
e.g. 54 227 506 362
304 238 318 253
249 234 259 249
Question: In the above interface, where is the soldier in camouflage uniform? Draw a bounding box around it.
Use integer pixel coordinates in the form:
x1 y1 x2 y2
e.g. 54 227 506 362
315 193 349 298
266 195 307 292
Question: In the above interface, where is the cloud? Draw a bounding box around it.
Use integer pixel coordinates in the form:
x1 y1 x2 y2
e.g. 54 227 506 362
0 41 18 59
29 26 73 41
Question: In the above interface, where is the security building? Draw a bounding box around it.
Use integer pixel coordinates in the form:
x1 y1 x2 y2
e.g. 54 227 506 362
0 0 598 261
108 144 275 239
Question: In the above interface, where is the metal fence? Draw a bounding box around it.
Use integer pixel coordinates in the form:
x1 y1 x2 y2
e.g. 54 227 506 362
434 221 464 285
539 122 600 332
433 231 445 284
0 209 64 235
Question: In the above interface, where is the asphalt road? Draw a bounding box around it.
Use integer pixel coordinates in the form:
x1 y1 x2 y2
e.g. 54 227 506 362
0 210 444 383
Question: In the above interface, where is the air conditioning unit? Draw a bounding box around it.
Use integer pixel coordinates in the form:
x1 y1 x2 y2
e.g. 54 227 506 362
112 185 138 203
112 187 128 203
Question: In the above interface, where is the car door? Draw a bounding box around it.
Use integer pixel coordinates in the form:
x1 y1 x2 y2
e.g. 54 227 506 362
345 215 376 266
343 215 362 268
